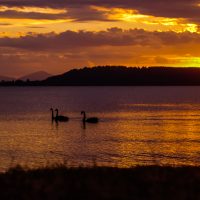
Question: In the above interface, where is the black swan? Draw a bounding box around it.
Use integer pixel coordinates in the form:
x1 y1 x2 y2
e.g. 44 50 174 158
55 108 69 122
81 111 99 123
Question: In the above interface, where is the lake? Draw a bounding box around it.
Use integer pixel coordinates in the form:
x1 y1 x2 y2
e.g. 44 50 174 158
0 86 200 171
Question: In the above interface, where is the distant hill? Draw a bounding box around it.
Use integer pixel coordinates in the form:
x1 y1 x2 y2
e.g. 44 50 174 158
2 66 200 86
0 75 15 81
19 71 51 81
42 66 200 86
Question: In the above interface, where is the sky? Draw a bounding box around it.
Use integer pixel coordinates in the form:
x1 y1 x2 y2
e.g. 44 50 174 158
1 0 200 77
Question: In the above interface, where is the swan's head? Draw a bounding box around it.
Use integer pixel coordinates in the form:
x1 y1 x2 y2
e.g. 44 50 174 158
55 108 58 111
81 111 85 115
50 108 53 111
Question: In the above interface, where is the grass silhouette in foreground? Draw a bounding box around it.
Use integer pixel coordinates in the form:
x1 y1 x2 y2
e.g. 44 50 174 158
0 165 200 199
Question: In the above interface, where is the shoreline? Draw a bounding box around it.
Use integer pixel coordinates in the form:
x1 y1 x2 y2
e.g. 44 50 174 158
0 165 200 199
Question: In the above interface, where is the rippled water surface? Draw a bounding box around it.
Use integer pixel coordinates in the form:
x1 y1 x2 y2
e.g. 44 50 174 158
0 86 200 171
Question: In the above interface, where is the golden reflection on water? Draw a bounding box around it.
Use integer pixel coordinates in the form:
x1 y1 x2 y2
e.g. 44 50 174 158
107 108 200 167
0 103 200 171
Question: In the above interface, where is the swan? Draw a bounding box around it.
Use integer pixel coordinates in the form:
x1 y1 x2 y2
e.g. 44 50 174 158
55 108 69 122
81 111 99 123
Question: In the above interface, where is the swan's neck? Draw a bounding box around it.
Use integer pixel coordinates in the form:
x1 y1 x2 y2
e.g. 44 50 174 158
82 112 86 122
51 110 54 120
56 110 58 117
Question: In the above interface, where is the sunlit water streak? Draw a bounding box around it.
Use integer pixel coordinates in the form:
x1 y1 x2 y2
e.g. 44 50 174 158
0 86 200 171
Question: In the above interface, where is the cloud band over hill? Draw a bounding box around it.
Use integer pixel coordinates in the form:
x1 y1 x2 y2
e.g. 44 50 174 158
0 0 200 76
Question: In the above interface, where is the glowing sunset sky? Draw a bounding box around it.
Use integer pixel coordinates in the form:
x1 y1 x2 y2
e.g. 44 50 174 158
1 0 200 77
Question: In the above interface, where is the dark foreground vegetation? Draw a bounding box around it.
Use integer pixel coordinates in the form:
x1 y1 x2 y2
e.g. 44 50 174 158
1 165 200 199
2 66 200 86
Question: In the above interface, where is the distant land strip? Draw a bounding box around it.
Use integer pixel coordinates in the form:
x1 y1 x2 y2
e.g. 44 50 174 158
1 66 200 86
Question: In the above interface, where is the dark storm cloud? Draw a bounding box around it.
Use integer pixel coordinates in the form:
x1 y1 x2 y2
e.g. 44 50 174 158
0 28 200 51
1 0 200 20
0 28 153 51
66 6 114 21
0 10 68 19
0 4 113 21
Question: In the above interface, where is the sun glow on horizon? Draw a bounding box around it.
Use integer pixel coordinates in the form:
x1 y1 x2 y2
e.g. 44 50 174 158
0 2 200 75
93 6 199 33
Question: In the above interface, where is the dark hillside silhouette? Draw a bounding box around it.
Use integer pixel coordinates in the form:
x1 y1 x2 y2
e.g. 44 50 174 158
43 66 200 86
2 66 200 86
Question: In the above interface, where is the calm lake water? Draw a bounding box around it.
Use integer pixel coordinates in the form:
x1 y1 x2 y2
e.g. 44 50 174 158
0 86 200 171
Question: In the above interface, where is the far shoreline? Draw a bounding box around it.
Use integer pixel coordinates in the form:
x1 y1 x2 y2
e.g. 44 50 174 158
2 66 200 86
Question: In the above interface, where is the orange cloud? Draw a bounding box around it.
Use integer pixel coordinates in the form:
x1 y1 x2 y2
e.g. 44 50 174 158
0 28 200 76
0 0 200 76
